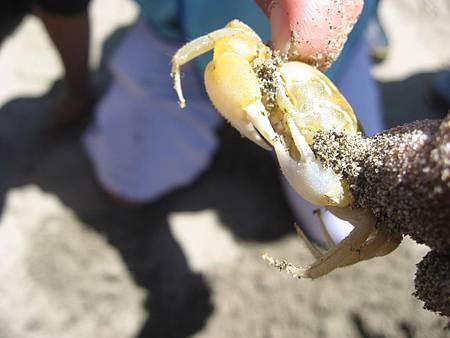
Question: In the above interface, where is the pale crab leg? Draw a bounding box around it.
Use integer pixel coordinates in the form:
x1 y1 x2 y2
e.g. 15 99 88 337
309 208 396 268
263 221 374 279
337 229 401 268
293 223 324 259
337 228 390 268
171 27 259 108
373 233 402 257
293 221 374 278
327 205 402 259
312 208 399 266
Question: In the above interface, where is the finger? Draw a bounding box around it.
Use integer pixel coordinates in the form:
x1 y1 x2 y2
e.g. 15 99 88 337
259 0 364 70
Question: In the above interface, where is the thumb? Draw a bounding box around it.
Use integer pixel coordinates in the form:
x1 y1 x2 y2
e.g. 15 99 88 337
257 0 364 70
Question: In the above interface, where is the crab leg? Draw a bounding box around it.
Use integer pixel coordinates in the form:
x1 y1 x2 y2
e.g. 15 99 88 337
293 223 324 259
311 208 400 267
373 233 402 257
336 229 388 268
326 206 402 258
338 229 402 268
308 208 398 268
295 221 374 278
171 27 258 108
263 221 374 279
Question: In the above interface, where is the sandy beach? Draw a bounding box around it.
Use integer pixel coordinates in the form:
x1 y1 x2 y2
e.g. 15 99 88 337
0 1 449 337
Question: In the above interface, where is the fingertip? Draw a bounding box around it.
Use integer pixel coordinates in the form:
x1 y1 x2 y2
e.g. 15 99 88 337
268 0 365 69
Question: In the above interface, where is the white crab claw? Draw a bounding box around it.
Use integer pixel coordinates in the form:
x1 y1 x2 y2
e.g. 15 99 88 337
235 120 272 150
272 117 349 206
204 62 272 151
273 141 346 206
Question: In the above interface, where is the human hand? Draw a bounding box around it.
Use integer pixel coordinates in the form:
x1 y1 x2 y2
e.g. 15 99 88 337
256 0 364 70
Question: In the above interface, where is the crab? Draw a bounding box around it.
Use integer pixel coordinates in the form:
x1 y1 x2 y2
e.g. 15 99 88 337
171 20 450 315
171 19 401 277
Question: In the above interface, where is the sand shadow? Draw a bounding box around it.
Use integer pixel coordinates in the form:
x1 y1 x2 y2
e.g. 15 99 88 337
351 313 416 338
0 87 214 338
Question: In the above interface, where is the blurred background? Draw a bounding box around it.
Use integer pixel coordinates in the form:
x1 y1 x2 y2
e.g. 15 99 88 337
0 0 449 337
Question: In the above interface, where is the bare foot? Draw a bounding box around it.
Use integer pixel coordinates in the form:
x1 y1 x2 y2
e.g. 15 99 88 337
46 90 95 130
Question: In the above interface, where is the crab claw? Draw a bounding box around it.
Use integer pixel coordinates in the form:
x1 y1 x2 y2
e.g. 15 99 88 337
204 53 273 150
272 119 350 207
229 116 272 151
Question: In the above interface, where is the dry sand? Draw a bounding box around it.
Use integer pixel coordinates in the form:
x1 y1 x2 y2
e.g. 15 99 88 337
0 0 449 337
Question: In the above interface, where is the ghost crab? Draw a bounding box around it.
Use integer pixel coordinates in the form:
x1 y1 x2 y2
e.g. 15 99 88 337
171 19 402 279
